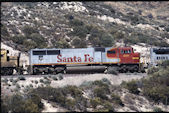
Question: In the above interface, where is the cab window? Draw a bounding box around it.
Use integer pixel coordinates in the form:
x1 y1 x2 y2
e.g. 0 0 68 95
124 50 131 54
107 50 116 54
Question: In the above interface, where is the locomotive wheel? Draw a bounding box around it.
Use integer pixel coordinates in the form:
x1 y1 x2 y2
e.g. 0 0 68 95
120 65 127 73
2 68 13 75
133 65 139 72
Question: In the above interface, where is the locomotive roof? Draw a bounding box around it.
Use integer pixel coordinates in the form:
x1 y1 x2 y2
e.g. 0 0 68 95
30 46 134 51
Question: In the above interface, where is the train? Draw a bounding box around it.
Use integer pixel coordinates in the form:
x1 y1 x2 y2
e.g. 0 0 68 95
28 46 141 75
150 47 169 66
1 46 169 75
1 49 24 75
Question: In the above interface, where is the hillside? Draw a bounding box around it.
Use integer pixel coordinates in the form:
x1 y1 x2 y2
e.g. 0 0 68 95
1 2 169 53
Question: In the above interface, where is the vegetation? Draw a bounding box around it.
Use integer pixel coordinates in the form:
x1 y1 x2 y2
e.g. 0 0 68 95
121 80 140 95
1 93 43 113
121 60 169 105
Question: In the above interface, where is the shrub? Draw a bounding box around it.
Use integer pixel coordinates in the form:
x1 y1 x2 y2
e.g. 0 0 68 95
58 73 63 80
100 34 114 47
2 93 43 113
54 40 70 48
71 37 84 48
111 93 123 106
35 80 38 84
122 80 140 95
52 76 58 81
147 67 160 75
64 85 83 98
29 84 33 88
101 78 111 85
23 40 37 50
11 35 26 44
23 26 38 36
16 84 21 89
43 80 51 85
90 97 102 108
80 81 93 87
69 19 84 27
153 107 163 112
103 101 115 112
29 33 47 48
43 76 48 79
93 86 109 100
39 79 44 83
65 98 76 110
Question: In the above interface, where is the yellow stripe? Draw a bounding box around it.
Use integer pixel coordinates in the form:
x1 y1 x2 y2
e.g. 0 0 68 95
132 57 139 59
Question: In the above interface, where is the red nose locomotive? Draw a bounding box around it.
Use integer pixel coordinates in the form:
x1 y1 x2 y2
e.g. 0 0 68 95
29 46 141 74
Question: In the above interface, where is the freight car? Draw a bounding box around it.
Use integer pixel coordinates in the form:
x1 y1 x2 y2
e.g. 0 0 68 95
1 49 23 75
28 47 141 75
150 47 169 66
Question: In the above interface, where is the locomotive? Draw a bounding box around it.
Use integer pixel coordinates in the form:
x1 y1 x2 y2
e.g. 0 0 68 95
150 47 169 66
1 49 23 75
28 46 141 75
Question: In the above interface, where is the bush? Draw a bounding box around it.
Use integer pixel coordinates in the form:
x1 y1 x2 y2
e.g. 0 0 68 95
70 26 89 38
65 98 76 110
54 40 70 48
58 73 63 80
122 80 140 95
35 80 38 84
52 76 58 81
101 78 111 85
93 86 109 100
11 35 26 44
23 26 38 36
90 97 102 108
39 79 44 83
2 93 43 113
64 85 83 98
147 67 159 75
69 19 84 27
111 93 123 106
80 81 93 87
103 101 115 112
153 107 163 112
71 37 87 48
29 33 47 48
43 80 51 85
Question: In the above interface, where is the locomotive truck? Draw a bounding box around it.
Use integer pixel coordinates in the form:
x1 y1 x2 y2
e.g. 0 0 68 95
28 46 142 75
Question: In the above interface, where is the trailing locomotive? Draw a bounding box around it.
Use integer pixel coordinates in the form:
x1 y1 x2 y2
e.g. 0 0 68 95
1 49 23 75
29 47 141 75
150 47 169 66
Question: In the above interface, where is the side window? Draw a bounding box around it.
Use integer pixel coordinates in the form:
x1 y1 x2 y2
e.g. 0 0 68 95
124 50 131 54
107 50 116 54
33 50 46 55
121 50 124 54
47 50 60 55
